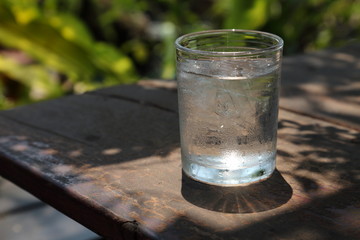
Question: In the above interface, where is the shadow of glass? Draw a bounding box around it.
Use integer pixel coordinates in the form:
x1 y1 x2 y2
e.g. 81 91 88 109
181 169 292 213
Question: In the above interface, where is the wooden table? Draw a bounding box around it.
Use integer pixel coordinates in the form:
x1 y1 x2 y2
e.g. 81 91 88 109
0 45 359 240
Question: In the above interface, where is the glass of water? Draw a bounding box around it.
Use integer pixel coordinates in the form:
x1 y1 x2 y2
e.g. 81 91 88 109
175 29 283 186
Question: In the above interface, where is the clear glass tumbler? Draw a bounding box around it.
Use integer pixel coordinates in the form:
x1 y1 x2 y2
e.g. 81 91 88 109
176 29 283 186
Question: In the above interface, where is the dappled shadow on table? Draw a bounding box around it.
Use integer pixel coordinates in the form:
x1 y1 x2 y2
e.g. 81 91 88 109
280 44 360 130
277 118 360 186
162 115 360 239
163 184 360 240
181 169 292 213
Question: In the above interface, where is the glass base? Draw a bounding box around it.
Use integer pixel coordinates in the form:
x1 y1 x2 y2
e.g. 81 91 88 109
182 158 275 186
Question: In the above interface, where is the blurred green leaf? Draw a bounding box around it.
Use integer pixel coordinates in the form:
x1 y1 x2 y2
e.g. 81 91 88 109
0 2 138 95
5 0 40 25
0 54 64 101
215 0 269 29
48 13 94 48
91 43 138 85
0 7 96 82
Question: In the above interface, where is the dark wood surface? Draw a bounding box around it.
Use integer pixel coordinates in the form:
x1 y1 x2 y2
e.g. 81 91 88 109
0 45 359 240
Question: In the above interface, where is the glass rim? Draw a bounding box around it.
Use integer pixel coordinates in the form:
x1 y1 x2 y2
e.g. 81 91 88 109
175 29 284 57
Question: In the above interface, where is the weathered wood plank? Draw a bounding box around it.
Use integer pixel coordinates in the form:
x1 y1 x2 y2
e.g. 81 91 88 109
0 83 359 239
91 79 178 113
0 92 179 239
281 43 360 130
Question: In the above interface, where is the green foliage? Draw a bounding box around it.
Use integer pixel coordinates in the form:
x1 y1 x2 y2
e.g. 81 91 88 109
0 0 358 109
0 0 138 108
214 0 269 29
212 0 360 54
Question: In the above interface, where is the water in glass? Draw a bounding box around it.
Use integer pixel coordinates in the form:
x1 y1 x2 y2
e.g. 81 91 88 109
177 58 280 185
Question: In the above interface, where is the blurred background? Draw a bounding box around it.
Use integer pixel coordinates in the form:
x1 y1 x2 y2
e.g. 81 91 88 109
0 0 359 109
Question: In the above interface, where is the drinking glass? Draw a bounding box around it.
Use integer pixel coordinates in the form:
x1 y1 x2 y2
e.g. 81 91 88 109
176 29 284 186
